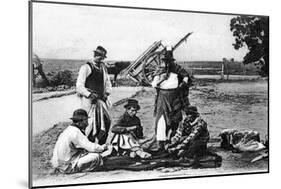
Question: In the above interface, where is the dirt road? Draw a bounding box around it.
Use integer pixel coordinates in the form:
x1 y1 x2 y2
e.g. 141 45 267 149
32 87 144 134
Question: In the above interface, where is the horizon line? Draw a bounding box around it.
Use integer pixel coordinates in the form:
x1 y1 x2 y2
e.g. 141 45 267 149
39 57 240 62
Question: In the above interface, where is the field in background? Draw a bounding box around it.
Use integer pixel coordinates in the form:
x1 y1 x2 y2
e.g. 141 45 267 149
42 58 259 77
178 61 259 75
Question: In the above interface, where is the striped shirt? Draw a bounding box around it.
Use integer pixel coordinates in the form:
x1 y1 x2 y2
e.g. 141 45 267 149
168 117 210 150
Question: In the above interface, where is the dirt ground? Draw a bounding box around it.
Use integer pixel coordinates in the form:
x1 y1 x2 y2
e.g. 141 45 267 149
32 78 268 187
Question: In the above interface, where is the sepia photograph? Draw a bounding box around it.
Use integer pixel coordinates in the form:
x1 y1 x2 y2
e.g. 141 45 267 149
29 0 269 188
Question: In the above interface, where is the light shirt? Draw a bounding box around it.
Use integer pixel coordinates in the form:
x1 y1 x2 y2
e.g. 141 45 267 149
151 72 179 89
76 61 112 98
76 64 92 97
51 125 104 168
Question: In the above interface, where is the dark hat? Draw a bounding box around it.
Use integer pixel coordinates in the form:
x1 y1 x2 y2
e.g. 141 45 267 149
184 105 198 115
93 46 107 58
70 109 89 121
124 99 140 110
161 50 175 61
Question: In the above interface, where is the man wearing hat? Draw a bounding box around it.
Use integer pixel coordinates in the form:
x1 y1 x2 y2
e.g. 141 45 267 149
76 46 112 145
51 109 109 173
151 46 192 152
110 99 151 159
166 105 210 161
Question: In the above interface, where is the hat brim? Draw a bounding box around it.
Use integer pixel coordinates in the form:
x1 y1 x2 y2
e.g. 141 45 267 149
185 110 198 114
93 50 107 58
161 57 175 61
184 108 198 115
70 116 90 121
124 104 140 110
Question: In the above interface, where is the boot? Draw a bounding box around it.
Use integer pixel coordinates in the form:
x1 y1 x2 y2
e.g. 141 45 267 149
159 141 165 151
151 141 167 157
191 154 201 168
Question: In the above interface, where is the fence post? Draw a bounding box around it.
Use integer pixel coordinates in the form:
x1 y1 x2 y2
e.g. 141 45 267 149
226 60 229 80
221 59 225 80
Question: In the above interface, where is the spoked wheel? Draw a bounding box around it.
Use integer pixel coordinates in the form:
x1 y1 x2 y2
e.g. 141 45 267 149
142 51 164 85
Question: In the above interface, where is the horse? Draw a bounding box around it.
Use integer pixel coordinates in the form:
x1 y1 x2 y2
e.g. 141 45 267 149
106 61 131 86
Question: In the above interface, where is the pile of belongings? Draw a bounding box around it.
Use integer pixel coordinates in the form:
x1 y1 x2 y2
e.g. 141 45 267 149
219 129 266 152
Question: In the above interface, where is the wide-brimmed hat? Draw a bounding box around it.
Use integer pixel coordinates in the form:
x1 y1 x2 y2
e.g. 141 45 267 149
93 46 107 58
161 50 175 61
124 99 140 110
184 105 198 115
70 109 89 121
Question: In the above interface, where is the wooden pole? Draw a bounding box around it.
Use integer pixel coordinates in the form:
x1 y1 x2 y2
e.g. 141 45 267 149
226 60 229 80
221 59 225 80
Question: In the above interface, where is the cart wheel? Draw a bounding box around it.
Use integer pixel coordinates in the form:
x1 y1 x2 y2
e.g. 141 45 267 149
142 51 164 85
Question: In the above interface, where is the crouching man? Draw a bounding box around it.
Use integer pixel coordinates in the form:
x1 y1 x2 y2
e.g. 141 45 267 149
166 106 210 161
51 109 108 174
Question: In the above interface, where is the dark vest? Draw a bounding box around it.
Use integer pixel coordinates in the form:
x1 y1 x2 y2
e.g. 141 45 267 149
85 62 104 96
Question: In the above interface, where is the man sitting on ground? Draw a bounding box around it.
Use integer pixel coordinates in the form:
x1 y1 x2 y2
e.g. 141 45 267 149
51 109 109 174
166 106 210 162
110 99 151 159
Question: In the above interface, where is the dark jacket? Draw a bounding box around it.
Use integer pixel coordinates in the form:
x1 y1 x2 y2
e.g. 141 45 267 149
85 62 104 97
111 113 143 139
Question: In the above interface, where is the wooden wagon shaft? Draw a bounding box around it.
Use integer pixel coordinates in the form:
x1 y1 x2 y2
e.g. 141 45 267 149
172 32 193 51
141 32 193 60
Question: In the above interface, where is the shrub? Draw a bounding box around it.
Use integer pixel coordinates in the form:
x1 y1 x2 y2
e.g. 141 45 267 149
49 69 75 87
35 78 49 88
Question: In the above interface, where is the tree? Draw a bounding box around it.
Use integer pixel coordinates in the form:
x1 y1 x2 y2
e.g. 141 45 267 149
230 16 269 76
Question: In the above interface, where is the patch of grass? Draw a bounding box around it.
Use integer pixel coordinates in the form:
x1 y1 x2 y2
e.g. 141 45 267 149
32 122 69 178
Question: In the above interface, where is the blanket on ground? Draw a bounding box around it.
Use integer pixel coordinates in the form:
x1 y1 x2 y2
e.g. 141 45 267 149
99 151 222 171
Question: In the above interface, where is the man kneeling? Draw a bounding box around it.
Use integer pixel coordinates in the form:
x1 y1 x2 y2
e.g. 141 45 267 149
166 106 210 162
51 109 108 174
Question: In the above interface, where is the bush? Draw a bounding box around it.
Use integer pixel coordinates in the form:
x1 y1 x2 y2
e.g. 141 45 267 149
49 69 75 87
35 78 49 88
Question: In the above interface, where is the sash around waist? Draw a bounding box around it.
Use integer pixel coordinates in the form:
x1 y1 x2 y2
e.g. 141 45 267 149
156 87 179 93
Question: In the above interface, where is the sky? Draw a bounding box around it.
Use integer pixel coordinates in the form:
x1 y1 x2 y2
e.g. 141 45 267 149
32 2 248 61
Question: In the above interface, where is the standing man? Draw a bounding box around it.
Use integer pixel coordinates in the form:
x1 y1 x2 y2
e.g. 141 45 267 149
51 109 108 174
76 46 112 145
151 46 192 152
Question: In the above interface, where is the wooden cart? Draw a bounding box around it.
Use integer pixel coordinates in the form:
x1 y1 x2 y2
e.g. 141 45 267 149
120 32 193 85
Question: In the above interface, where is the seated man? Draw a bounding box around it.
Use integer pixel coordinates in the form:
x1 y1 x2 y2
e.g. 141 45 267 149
51 109 108 174
166 106 210 160
110 99 151 159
